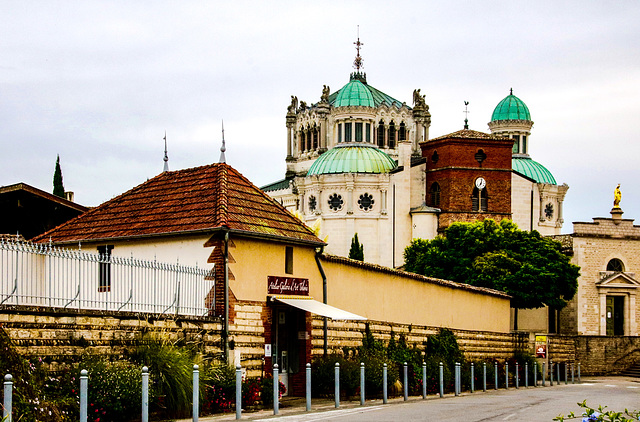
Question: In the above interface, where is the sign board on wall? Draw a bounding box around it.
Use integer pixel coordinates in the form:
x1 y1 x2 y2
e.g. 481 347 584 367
267 276 310 296
535 335 547 358
265 344 272 358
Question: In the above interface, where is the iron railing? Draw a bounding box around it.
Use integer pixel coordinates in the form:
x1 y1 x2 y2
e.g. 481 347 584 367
0 238 214 316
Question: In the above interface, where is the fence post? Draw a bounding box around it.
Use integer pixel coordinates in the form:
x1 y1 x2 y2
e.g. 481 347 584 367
557 361 560 385
454 362 460 396
525 362 528 388
334 362 340 408
142 367 149 422
403 362 408 401
578 363 581 382
439 362 444 398
274 364 280 415
360 363 365 406
193 364 199 422
471 362 475 393
564 363 568 385
235 365 242 420
515 362 519 389
80 369 88 422
550 360 554 386
505 362 509 389
483 362 487 392
542 362 546 386
571 363 575 384
383 363 388 404
533 362 537 387
3 374 12 422
306 363 311 412
422 361 427 399
494 361 498 390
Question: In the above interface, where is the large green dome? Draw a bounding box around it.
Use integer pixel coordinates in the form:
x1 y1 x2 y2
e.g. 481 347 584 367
329 73 405 108
307 144 397 176
512 157 556 184
491 90 531 121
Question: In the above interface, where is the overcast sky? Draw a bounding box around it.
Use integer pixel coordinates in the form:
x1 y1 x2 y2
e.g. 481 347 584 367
1 1 639 233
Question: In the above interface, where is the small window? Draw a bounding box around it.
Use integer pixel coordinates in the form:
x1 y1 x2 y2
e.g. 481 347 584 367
285 246 293 274
97 245 114 292
388 121 396 148
307 128 312 151
313 126 318 149
475 149 486 165
377 120 385 147
430 183 441 207
431 151 439 164
366 123 371 143
512 140 518 154
328 193 343 211
308 195 317 212
301 132 306 151
545 203 554 220
358 193 374 211
345 123 352 142
399 122 406 141
607 258 625 272
522 136 527 154
472 187 488 212
338 124 342 143
355 122 363 142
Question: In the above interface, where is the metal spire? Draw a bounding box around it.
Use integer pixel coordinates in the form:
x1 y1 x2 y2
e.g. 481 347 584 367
463 101 470 130
219 121 226 163
353 26 364 72
163 131 169 172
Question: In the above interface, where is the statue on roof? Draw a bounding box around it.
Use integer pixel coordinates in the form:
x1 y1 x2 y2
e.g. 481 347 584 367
287 95 298 114
413 88 426 109
298 101 307 112
613 184 622 208
321 85 330 103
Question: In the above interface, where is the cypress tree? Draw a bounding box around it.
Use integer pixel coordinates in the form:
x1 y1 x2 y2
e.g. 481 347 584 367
348 233 364 261
53 155 65 198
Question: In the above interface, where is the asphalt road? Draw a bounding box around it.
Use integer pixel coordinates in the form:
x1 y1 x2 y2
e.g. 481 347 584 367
240 377 640 422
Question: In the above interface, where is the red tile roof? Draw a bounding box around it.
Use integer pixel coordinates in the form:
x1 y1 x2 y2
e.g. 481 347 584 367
34 163 324 246
426 129 507 142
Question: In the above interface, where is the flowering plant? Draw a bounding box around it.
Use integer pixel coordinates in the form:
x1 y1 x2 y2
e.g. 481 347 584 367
554 400 640 422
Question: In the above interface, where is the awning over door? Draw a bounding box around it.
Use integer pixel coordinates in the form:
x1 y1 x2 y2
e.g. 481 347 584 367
273 296 366 320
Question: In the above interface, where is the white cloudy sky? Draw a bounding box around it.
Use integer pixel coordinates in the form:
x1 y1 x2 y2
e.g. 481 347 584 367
1 1 639 232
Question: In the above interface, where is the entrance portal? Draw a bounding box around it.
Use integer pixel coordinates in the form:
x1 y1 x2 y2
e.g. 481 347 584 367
606 295 624 336
272 305 308 396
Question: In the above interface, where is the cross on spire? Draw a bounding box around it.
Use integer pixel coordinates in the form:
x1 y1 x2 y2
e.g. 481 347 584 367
353 26 364 72
163 131 169 172
463 101 470 130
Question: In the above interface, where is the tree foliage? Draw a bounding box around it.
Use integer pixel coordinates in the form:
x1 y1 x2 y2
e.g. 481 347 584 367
53 154 65 198
348 233 364 261
403 219 579 310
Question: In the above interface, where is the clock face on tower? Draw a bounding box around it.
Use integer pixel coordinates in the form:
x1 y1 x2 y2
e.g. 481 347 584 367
475 177 486 190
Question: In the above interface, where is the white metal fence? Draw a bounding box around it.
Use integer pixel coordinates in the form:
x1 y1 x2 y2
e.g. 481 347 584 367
0 239 215 317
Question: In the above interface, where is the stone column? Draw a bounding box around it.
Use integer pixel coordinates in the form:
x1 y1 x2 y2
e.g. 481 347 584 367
599 294 607 335
317 103 330 152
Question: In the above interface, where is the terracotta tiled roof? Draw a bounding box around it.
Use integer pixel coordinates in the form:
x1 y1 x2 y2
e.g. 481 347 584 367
34 163 324 246
427 129 507 142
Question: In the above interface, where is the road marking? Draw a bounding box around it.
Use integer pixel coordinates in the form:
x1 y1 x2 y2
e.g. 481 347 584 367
627 386 639 389
502 414 517 420
252 406 386 421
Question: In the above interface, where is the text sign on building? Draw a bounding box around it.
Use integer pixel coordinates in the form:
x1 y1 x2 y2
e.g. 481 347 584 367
268 276 310 296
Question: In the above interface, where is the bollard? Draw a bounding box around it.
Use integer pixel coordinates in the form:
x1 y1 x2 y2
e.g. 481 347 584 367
80 369 88 422
235 365 242 420
494 361 498 390
193 364 199 422
534 362 538 387
571 363 575 384
542 362 546 387
422 361 427 399
505 362 509 389
483 362 487 392
550 361 554 386
578 363 581 382
383 363 388 404
306 363 311 412
471 362 475 393
403 362 408 401
274 364 280 415
334 363 340 408
557 361 561 385
454 362 460 396
564 363 568 385
439 362 444 398
142 367 149 422
360 363 365 406
515 362 519 389
525 362 528 388
3 374 13 422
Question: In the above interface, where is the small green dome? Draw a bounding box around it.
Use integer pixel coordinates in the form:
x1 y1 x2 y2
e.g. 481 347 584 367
512 157 556 184
307 144 397 176
333 77 375 108
491 90 531 121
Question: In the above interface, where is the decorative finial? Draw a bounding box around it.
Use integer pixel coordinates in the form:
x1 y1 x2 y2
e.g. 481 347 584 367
353 26 364 72
163 131 169 172
613 183 621 209
510 87 513 95
463 101 470 130
219 120 226 163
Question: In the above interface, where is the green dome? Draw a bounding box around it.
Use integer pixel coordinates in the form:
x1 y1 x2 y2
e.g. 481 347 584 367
512 157 556 184
307 144 397 176
491 90 531 121
333 78 375 107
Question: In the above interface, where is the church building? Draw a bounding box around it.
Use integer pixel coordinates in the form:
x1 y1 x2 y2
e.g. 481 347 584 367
262 40 568 268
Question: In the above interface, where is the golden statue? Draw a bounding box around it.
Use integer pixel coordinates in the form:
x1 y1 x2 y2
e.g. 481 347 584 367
613 184 621 208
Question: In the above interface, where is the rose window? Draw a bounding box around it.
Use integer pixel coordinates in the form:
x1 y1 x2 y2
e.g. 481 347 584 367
358 193 374 211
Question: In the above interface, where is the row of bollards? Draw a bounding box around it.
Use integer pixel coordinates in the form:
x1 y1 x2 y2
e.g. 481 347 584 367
0 361 582 421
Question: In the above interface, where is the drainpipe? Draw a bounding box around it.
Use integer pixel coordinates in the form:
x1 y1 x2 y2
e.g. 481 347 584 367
314 248 328 355
223 231 230 363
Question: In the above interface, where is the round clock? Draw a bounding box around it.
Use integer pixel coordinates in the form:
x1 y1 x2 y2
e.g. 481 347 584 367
475 177 486 190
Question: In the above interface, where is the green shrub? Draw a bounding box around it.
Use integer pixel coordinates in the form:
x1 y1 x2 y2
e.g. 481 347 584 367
201 362 235 413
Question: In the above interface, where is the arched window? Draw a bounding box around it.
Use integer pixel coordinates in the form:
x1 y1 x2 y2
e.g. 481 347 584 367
301 131 306 152
399 122 406 141
429 182 441 207
313 125 318 149
307 127 312 151
377 120 385 147
472 187 488 212
388 121 396 149
338 123 342 143
607 258 625 272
